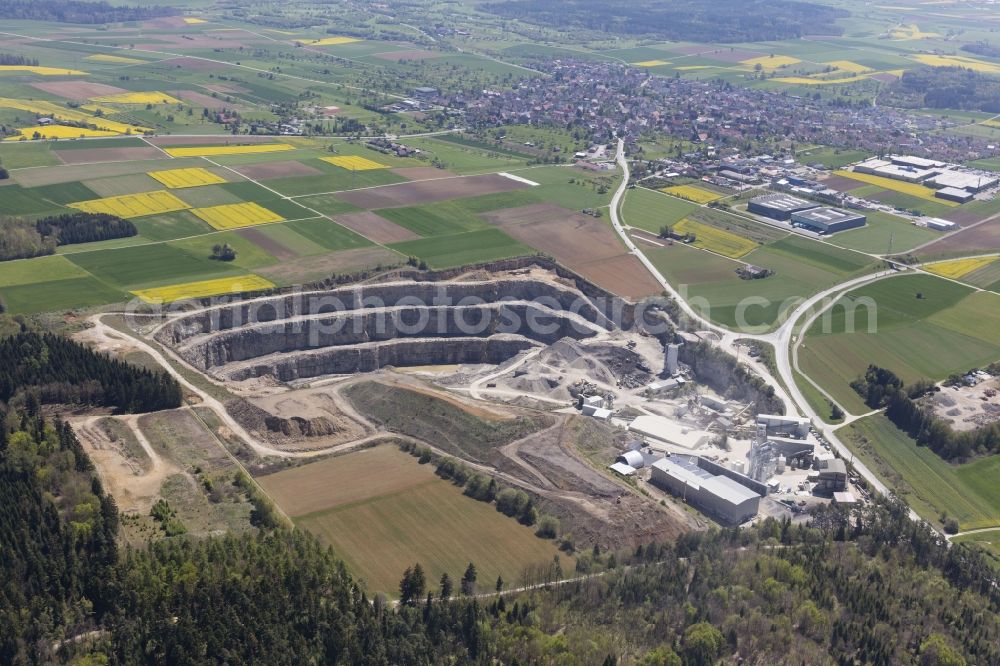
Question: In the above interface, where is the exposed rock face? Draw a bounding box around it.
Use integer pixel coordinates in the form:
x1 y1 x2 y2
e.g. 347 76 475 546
223 336 538 382
156 278 618 383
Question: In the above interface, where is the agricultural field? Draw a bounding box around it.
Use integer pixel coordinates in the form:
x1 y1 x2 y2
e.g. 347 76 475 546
148 168 227 189
673 218 758 258
191 202 286 230
661 184 723 204
164 144 296 158
321 155 390 170
69 191 190 218
843 414 1000 532
924 256 999 281
799 275 1000 412
258 444 571 596
620 187 700 234
132 275 275 303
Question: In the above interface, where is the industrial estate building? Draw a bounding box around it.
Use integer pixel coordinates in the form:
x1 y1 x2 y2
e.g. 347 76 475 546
748 193 818 220
852 155 997 202
790 207 867 234
748 194 866 234
650 455 762 525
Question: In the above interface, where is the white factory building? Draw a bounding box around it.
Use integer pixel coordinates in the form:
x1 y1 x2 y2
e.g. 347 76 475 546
650 456 761 525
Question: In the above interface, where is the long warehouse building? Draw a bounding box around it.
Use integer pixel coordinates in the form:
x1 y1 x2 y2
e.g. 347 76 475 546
650 456 761 525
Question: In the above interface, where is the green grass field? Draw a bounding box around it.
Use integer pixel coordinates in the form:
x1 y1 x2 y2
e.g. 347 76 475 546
843 414 1000 531
800 276 1000 411
259 445 571 597
622 187 700 233
67 243 246 290
377 202 491 237
833 211 940 254
389 228 533 268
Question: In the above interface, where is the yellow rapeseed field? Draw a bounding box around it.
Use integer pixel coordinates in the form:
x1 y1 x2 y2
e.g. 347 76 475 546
0 97 151 134
191 202 285 230
741 55 800 70
824 60 872 73
4 125 121 141
662 184 723 204
321 155 390 170
297 36 360 46
674 218 758 258
132 274 275 303
69 190 190 218
89 91 183 105
164 144 295 157
924 256 997 280
773 74 872 85
148 167 227 189
182 17 207 24
889 24 940 40
0 65 88 75
633 60 672 67
84 54 145 64
912 53 1000 73
834 169 959 206
674 65 714 71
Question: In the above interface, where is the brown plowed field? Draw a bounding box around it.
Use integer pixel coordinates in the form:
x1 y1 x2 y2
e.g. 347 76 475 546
941 207 995 226
54 146 164 165
821 174 865 192
234 160 322 180
30 80 127 100
337 173 527 209
484 204 661 299
172 89 248 110
332 211 420 244
391 166 454 180
918 217 1000 256
236 228 296 261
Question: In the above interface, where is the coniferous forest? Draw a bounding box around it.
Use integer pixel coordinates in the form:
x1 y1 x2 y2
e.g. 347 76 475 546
0 331 181 413
0 403 996 664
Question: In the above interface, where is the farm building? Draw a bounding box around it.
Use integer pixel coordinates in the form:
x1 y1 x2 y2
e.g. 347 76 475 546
748 193 818 221
790 207 866 234
935 187 974 204
926 217 958 231
650 456 761 525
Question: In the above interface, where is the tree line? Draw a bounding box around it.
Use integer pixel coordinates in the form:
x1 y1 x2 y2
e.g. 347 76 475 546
852 364 1000 460
0 0 177 24
0 53 39 66
0 212 137 261
0 330 181 413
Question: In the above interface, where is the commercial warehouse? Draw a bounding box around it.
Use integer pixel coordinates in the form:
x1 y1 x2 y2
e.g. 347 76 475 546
748 193 818 221
650 456 761 525
790 207 866 234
